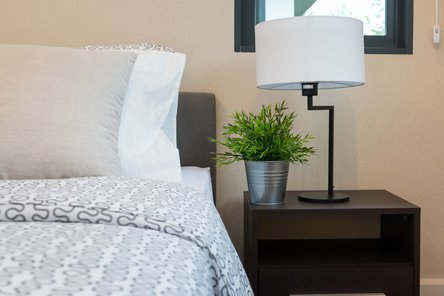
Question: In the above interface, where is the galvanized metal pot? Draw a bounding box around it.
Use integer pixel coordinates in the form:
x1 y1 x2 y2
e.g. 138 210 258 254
244 160 289 205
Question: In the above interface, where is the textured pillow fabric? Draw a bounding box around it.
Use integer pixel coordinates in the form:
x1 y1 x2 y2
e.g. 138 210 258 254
0 44 137 179
84 44 186 183
83 43 175 53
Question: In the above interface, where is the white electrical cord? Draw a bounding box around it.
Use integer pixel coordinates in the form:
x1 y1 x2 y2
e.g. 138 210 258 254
434 0 441 44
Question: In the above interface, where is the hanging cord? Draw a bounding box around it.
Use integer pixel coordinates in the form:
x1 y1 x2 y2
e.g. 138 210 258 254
434 0 440 43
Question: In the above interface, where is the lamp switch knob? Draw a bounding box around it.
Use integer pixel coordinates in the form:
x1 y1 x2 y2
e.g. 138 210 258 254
433 25 440 44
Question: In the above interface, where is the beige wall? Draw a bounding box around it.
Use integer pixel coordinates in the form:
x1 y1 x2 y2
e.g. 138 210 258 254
1 0 443 278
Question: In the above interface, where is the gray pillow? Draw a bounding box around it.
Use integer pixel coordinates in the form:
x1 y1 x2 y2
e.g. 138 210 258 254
0 44 137 179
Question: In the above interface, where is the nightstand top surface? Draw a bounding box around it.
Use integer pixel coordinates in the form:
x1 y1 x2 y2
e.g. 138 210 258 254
244 190 420 214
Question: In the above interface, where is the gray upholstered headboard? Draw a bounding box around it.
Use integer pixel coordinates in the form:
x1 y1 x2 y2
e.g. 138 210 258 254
177 92 216 201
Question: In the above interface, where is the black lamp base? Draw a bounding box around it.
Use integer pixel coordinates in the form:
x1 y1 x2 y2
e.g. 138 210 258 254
298 191 350 203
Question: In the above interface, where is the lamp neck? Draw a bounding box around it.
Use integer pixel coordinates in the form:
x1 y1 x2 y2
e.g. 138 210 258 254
301 82 319 97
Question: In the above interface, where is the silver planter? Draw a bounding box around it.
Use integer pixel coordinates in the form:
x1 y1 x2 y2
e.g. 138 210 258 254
245 160 289 205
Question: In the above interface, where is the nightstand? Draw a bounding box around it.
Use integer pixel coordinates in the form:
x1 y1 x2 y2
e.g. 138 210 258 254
244 190 420 296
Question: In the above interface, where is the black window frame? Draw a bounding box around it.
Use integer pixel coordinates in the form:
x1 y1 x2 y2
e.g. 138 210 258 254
235 0 413 54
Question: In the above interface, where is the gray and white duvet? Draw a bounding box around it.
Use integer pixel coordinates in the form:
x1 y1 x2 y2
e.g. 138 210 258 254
0 177 252 296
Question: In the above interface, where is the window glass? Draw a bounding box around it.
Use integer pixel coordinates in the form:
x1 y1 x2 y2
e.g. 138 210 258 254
264 0 386 36
265 0 295 20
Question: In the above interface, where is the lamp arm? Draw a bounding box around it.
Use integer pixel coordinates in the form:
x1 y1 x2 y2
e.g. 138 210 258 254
301 83 334 196
306 95 334 196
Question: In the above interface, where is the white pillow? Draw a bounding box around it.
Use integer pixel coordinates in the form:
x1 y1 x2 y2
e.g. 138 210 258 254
0 44 136 179
84 44 186 182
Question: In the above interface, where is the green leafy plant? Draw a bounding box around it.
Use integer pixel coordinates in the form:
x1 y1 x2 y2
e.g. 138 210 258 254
210 101 315 166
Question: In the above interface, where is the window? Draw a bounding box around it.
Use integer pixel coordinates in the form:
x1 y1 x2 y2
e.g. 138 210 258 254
235 0 413 54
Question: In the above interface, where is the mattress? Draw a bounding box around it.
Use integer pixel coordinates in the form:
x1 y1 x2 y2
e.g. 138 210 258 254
181 166 213 202
0 176 252 295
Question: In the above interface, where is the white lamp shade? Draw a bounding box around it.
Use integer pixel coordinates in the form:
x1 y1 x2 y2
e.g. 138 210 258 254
255 16 365 90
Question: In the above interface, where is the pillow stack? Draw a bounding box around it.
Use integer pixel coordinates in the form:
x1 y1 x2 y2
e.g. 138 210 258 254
0 43 186 182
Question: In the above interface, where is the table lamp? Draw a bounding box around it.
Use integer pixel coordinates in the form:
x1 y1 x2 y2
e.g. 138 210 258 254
255 16 365 203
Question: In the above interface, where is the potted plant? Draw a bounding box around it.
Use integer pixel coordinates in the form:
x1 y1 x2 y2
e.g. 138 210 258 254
210 101 315 204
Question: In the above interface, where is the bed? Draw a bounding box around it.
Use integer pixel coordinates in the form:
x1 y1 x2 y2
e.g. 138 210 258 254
0 44 252 295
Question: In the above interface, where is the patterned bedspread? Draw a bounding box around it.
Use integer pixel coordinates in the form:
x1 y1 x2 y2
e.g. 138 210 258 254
0 177 253 296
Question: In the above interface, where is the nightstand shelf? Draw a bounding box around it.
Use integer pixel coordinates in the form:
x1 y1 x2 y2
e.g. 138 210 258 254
259 239 411 266
244 190 420 296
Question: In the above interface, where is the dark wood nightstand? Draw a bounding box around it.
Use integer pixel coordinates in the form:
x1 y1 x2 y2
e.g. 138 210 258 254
244 190 420 296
